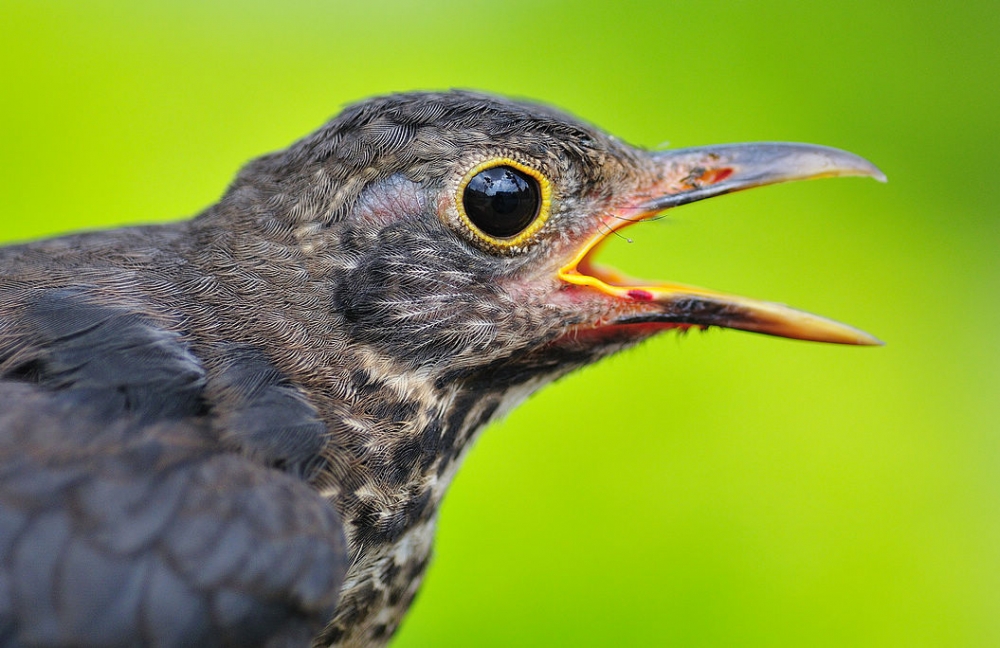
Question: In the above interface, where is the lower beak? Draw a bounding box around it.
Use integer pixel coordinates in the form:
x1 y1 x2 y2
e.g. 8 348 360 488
559 142 885 345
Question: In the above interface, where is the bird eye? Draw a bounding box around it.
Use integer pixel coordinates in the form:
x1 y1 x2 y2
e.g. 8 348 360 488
455 158 552 252
463 166 539 237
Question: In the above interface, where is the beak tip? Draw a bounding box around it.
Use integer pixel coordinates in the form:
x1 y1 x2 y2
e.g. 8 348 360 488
835 327 884 346
836 151 886 183
866 165 888 183
824 324 885 347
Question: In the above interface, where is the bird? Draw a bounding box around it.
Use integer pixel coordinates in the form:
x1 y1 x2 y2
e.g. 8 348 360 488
0 90 883 647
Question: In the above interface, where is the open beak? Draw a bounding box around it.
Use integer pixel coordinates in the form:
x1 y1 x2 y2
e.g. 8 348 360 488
558 143 885 345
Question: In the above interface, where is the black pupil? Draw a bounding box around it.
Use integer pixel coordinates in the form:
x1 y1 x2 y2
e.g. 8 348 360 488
462 166 540 238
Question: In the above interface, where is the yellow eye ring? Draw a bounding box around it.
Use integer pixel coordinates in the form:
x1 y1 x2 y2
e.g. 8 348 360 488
454 157 553 253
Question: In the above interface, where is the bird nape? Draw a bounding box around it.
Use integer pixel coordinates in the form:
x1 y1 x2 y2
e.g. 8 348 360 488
0 91 883 647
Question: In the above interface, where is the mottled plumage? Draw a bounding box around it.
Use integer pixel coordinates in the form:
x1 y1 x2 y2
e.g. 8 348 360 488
0 91 882 647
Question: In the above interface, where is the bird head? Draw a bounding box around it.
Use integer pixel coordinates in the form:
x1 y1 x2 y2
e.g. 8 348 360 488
214 91 882 390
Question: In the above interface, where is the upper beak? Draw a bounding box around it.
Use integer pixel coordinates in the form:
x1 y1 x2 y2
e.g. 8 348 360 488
558 142 886 345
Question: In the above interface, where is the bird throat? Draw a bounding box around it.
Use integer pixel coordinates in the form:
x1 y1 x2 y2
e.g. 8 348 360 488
311 350 559 647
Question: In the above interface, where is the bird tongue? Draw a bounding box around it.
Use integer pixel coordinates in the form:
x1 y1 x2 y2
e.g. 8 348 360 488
556 141 886 345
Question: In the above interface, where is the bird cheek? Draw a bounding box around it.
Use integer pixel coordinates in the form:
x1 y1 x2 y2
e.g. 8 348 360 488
352 174 428 228
548 281 623 322
434 191 453 225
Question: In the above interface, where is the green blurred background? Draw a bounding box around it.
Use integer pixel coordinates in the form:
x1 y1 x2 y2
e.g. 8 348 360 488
2 1 997 645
